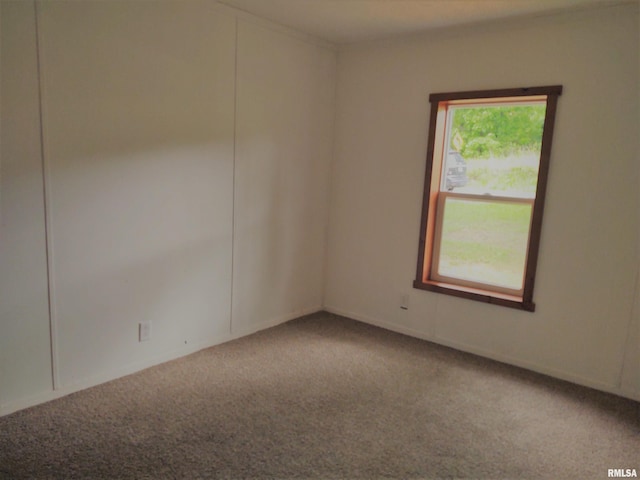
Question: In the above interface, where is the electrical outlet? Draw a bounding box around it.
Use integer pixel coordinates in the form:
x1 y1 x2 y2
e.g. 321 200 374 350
400 294 409 310
139 321 151 342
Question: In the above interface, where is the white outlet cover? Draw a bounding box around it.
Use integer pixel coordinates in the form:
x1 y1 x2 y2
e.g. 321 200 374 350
139 322 151 342
401 294 410 309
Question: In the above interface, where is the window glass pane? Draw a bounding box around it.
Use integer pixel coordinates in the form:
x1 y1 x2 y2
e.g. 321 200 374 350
437 198 532 291
443 104 546 198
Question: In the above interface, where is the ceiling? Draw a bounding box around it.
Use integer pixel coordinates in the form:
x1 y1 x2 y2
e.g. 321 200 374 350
219 0 623 44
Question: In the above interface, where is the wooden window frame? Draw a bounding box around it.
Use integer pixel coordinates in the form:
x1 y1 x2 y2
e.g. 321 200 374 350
413 86 562 312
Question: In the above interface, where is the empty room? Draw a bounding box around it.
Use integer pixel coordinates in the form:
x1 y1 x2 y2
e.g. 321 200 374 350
1 0 638 478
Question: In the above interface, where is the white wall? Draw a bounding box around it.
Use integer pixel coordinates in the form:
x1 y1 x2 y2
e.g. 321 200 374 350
0 0 335 414
2 0 637 415
325 3 640 401
0 1 54 408
232 19 335 336
38 0 236 390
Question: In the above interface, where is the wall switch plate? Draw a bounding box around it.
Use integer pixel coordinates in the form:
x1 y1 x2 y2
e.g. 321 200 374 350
139 321 151 342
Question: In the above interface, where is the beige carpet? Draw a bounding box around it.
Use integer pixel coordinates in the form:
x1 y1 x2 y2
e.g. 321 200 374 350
1 312 638 479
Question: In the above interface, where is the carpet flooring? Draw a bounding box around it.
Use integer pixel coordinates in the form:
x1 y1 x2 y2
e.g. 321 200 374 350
1 312 638 479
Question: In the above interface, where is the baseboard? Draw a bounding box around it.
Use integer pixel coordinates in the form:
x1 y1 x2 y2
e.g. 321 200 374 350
0 334 230 417
3 304 634 417
230 305 324 339
0 305 324 417
323 305 640 403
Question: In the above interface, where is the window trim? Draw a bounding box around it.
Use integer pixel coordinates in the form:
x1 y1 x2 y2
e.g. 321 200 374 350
413 85 562 312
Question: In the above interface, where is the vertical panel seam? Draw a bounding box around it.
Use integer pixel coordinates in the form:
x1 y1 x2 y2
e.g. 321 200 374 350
0 0 4 411
34 0 59 391
321 52 339 308
617 263 639 389
229 16 239 336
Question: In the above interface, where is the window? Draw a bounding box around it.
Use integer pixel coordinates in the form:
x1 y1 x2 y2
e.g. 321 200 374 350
414 86 562 311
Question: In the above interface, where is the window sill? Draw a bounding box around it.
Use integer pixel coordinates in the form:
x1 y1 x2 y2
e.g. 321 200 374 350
413 279 535 312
